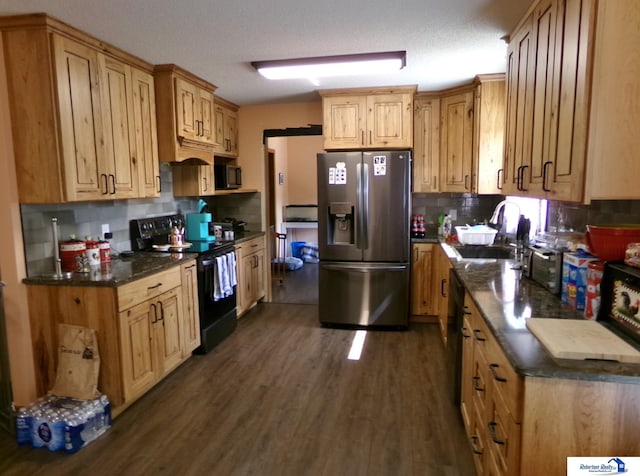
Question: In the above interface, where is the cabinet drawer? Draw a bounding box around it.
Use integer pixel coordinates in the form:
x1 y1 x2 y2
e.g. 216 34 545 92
486 385 521 475
117 267 181 311
484 333 523 420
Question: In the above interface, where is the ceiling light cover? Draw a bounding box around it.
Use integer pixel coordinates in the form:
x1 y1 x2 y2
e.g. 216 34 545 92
251 51 406 80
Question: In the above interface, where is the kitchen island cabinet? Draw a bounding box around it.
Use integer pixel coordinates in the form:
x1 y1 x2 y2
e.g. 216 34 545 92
319 86 416 150
0 14 159 203
24 255 200 418
449 251 640 475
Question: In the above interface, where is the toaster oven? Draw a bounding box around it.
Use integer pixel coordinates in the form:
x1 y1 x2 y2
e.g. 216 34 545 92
526 244 563 294
598 262 640 343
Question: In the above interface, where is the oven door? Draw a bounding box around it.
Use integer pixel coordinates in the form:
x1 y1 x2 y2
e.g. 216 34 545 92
196 252 238 353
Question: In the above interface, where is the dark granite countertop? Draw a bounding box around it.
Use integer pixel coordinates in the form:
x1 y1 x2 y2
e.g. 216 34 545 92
24 253 197 287
443 243 640 385
24 231 266 288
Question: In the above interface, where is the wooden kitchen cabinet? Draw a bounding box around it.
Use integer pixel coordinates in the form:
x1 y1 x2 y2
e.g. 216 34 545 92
0 14 158 203
25 259 199 417
181 260 201 356
171 163 216 196
413 94 440 192
154 64 217 164
236 235 266 317
410 244 436 318
214 97 239 158
503 0 640 203
119 286 183 402
319 86 416 150
413 76 504 195
132 68 161 198
462 293 523 476
440 88 475 193
435 245 452 345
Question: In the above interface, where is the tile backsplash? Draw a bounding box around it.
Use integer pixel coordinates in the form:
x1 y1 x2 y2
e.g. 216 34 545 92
412 193 504 234
20 163 262 276
548 200 640 232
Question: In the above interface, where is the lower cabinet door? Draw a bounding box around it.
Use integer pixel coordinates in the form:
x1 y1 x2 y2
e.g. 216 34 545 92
156 288 183 374
119 301 156 401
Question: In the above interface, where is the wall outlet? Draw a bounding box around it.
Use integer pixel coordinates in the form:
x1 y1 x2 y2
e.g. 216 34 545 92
448 209 458 221
101 223 110 236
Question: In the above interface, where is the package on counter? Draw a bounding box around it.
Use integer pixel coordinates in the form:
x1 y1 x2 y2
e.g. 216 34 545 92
562 251 598 311
16 393 111 453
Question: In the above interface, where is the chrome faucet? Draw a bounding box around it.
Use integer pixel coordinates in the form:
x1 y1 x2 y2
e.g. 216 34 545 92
489 200 522 241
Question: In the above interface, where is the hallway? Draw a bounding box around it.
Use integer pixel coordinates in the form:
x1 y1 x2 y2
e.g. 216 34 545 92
0 301 474 476
270 261 318 305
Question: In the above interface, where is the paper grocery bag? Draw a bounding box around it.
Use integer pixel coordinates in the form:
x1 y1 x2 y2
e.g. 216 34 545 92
50 323 100 400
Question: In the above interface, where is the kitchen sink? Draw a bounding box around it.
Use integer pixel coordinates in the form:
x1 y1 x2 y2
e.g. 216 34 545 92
454 245 514 259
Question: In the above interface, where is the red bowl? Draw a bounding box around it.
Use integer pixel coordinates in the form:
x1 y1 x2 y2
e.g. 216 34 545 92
585 225 640 261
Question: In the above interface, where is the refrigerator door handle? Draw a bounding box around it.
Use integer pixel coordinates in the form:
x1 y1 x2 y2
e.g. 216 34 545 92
356 163 363 250
322 264 408 272
361 163 369 250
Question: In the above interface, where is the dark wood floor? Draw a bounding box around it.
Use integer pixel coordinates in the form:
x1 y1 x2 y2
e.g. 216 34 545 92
0 272 475 475
270 262 318 305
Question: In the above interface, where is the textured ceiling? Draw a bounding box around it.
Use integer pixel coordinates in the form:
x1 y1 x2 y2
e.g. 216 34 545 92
0 0 532 106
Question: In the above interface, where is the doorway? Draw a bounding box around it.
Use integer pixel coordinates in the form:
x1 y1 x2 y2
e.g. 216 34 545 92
262 127 322 305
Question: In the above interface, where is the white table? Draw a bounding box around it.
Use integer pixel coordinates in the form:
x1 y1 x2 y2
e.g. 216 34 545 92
280 221 318 256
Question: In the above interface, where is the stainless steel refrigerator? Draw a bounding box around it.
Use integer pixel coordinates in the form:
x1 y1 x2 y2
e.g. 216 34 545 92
317 150 411 328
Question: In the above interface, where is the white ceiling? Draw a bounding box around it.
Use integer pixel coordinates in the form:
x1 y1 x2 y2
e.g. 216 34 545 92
0 0 532 106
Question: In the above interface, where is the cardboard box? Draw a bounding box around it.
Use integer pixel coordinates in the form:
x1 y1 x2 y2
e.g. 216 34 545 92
562 251 598 311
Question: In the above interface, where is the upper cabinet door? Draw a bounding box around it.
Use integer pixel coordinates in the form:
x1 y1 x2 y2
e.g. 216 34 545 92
175 77 199 142
53 34 106 200
99 56 138 199
322 95 367 149
413 96 440 192
367 93 413 148
131 68 160 198
197 88 215 145
503 15 534 196
440 90 474 193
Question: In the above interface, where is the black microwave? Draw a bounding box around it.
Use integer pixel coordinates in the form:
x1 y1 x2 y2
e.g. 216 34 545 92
214 164 242 190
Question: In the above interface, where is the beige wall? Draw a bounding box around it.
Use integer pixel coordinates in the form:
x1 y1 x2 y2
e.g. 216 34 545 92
237 101 322 195
0 36 37 407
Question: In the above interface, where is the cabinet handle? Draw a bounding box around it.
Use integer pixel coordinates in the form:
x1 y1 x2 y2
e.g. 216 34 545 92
473 329 486 342
488 422 506 445
433 175 437 190
203 176 208 191
156 175 161 193
185 264 196 270
463 306 471 315
516 166 522 190
542 161 552 192
361 130 365 146
472 375 485 392
101 174 109 195
157 301 164 321
520 165 529 191
489 363 507 382
369 130 372 145
497 168 503 190
109 174 116 195
470 436 483 455
150 303 158 323
441 278 447 297
461 327 471 339
147 282 162 290
464 174 470 190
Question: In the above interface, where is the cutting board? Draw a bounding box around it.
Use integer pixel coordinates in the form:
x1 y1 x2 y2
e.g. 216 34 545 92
526 319 640 363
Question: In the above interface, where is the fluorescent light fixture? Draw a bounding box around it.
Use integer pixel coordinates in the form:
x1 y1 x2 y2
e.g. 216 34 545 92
347 330 368 360
251 51 406 80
